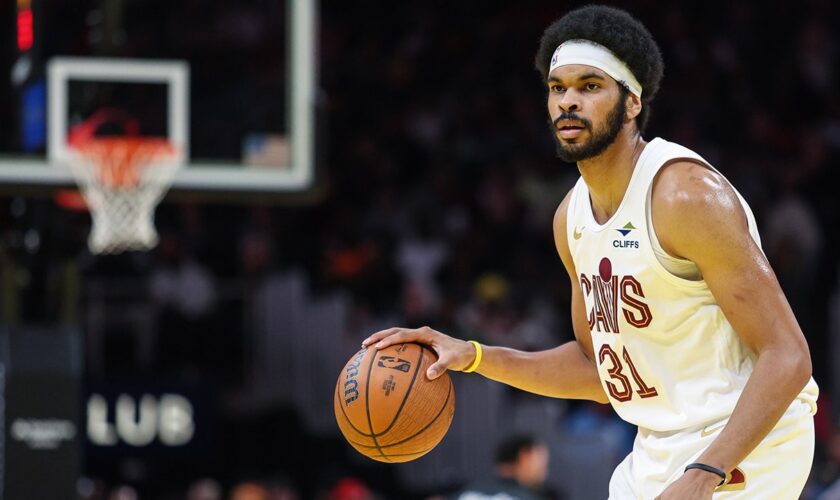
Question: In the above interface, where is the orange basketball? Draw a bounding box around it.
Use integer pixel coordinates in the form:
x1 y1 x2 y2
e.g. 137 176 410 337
334 342 455 463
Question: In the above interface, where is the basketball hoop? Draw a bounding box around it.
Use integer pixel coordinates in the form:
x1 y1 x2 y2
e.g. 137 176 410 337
68 136 182 254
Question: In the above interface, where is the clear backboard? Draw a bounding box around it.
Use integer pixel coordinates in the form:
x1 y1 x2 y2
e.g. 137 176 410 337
0 0 316 195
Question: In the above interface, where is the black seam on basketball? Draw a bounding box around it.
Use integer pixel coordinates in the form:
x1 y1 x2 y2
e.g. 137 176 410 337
365 349 390 462
374 445 437 459
336 377 374 437
336 401 374 440
344 377 452 450
372 344 425 437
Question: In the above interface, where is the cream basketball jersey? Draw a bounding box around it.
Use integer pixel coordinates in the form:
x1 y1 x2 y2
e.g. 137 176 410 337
566 137 819 432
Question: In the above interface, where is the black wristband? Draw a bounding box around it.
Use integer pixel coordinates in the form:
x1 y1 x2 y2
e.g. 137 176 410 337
684 462 726 486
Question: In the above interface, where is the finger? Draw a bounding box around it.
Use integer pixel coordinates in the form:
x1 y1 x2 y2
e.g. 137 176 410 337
426 360 448 380
361 327 400 347
426 350 458 380
372 329 423 350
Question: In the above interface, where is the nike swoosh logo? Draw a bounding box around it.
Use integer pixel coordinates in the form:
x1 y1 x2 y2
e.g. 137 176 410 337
700 422 726 437
573 226 585 240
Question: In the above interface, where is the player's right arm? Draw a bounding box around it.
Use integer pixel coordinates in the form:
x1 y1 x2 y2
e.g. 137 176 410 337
361 190 609 403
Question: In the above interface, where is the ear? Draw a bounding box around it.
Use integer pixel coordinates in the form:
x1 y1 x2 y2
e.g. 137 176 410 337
626 92 642 121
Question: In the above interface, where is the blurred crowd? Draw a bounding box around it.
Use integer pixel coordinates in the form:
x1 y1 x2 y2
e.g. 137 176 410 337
2 0 840 499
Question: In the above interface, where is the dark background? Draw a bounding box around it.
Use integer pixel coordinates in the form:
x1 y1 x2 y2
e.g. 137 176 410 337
1 1 839 499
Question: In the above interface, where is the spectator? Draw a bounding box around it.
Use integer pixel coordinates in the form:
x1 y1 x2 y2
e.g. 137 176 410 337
229 481 268 500
187 478 223 500
453 434 558 500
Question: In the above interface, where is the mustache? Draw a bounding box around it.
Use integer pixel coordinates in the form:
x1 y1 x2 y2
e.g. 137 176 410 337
551 113 592 130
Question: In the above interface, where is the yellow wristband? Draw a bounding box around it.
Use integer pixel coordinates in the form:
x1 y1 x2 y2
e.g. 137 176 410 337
462 340 483 373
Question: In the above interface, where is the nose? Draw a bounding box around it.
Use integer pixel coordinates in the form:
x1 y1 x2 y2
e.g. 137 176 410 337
558 88 580 113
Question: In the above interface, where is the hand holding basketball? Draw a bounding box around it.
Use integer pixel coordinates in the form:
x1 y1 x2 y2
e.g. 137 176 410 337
334 342 455 462
362 326 479 379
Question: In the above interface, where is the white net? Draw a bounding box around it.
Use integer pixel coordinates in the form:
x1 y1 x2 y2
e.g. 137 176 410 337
68 138 182 254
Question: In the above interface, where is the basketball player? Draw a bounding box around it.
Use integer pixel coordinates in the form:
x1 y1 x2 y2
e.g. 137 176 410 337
363 5 818 499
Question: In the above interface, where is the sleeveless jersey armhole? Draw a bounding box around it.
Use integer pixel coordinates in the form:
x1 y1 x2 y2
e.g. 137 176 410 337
645 157 762 284
646 159 705 283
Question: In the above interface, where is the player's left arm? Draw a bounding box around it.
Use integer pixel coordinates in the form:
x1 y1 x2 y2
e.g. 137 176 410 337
652 161 813 494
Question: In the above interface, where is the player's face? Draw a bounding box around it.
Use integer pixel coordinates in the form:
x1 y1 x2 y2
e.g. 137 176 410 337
546 65 628 163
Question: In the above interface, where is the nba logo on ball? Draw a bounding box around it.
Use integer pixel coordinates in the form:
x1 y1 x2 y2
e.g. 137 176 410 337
334 343 455 463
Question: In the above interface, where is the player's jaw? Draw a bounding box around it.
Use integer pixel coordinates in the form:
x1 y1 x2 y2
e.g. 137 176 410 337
550 91 627 163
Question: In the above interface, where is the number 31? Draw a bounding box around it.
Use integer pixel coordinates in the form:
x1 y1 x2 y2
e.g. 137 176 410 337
598 344 658 402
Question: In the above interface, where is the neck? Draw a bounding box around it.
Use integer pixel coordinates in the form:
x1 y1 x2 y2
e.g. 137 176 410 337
577 126 646 224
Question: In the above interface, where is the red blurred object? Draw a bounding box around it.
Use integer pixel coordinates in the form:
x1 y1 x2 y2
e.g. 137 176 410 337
329 477 373 500
17 8 33 51
54 189 89 212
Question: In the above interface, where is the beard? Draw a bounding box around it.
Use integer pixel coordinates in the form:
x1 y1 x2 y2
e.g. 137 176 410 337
551 92 627 163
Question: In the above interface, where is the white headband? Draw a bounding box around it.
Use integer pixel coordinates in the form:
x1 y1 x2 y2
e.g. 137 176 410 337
549 39 643 97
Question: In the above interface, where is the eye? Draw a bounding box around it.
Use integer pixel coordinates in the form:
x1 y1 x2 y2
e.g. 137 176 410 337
585 82 600 91
549 84 565 93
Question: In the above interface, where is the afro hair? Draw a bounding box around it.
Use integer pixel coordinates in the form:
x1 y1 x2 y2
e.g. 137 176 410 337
535 5 664 133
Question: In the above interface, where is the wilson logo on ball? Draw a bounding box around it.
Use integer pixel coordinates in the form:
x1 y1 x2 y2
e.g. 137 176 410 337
344 348 367 405
377 356 411 372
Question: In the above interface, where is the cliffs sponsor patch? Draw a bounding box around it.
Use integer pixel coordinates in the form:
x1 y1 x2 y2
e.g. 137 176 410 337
614 221 639 248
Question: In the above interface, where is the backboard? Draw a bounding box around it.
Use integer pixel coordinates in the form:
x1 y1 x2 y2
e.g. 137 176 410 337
0 0 316 195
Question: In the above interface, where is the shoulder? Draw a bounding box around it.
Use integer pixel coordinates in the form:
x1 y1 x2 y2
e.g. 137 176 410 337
553 186 575 233
651 160 733 207
553 186 578 273
553 185 580 247
651 160 750 259
651 160 745 221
